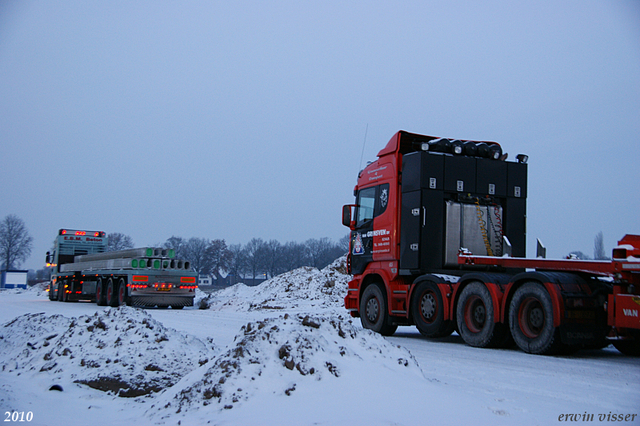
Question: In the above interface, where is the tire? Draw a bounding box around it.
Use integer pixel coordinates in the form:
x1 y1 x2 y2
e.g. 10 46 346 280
456 281 509 348
57 281 65 302
61 280 69 302
612 340 640 356
106 278 118 307
360 283 397 336
509 282 564 355
96 278 107 306
116 278 127 306
411 281 454 338
48 283 55 301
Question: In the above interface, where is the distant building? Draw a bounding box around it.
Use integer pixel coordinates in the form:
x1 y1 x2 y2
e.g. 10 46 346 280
198 275 212 286
1 270 28 290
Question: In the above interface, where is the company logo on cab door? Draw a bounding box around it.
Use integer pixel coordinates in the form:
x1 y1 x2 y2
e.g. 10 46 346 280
364 229 389 237
352 233 365 255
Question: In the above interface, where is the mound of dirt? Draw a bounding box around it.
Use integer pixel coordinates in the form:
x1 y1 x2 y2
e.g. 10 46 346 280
152 312 420 413
0 307 214 397
201 256 350 313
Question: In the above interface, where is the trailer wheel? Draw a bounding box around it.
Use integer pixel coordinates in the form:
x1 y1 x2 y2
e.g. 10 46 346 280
116 278 127 306
360 283 397 336
411 281 454 338
96 278 107 306
106 278 118 307
509 282 563 355
456 281 508 348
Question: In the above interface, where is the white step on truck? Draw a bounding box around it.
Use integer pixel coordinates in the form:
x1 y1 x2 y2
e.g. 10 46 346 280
47 229 198 308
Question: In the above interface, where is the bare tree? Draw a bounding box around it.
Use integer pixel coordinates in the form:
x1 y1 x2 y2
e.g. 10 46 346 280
184 237 213 275
338 233 350 252
244 238 267 280
227 243 246 285
305 237 341 269
0 214 33 270
107 232 134 252
163 236 187 259
280 241 308 272
594 231 608 260
207 239 232 281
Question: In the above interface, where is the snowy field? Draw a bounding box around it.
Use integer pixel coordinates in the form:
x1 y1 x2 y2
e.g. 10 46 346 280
1 258 639 426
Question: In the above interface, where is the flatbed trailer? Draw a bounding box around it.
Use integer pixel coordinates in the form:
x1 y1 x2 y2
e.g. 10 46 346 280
47 229 197 308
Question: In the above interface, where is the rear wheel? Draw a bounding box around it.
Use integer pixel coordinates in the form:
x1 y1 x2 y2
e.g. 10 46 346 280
96 278 107 306
61 280 70 302
116 278 127 306
456 281 510 348
411 281 454 338
509 282 563 355
360 283 397 336
57 281 65 301
106 278 118 307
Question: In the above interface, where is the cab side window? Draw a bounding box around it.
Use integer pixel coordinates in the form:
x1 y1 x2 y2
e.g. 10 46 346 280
356 187 376 227
356 183 390 227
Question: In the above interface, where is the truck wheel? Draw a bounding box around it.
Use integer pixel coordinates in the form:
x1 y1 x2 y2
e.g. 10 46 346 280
48 283 55 301
411 281 454 338
456 281 508 348
360 283 397 336
96 278 107 306
106 278 119 307
61 281 69 302
509 282 563 355
612 340 640 356
116 278 127 306
57 281 65 302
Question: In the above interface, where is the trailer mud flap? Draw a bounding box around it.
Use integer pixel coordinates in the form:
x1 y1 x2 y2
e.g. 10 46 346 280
609 294 640 330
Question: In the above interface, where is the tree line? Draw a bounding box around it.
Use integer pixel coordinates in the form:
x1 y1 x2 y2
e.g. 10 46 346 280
108 232 349 285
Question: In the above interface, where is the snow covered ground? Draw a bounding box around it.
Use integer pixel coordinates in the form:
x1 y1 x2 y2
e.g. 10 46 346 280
1 257 639 426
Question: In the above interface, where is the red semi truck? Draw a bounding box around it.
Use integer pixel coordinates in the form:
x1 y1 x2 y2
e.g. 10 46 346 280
342 131 640 355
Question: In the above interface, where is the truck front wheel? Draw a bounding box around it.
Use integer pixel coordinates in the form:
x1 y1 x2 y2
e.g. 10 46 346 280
360 283 397 336
411 281 454 338
509 282 563 355
456 281 509 348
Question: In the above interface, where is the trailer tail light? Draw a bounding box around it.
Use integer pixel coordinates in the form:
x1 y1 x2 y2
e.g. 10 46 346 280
128 284 148 289
154 283 173 291
181 277 196 284
132 275 148 282
179 285 198 290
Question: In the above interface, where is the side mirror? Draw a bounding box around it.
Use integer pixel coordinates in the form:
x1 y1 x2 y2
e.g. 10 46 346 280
342 205 355 228
45 252 51 265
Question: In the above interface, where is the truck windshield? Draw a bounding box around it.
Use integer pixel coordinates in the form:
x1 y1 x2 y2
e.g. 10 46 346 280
356 187 376 227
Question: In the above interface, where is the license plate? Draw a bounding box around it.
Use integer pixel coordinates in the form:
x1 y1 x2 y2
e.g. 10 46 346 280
156 287 171 292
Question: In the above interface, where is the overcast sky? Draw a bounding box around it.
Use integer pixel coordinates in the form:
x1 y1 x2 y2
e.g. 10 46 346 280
1 1 639 271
